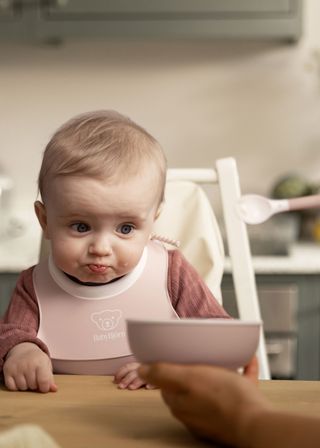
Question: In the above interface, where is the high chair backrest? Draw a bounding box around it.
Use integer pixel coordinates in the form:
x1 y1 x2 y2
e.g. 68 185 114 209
154 157 270 380
153 177 225 303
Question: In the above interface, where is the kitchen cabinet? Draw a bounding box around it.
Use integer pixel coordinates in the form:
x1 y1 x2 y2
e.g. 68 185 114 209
0 1 15 19
222 273 320 380
0 273 18 316
0 0 28 39
0 0 303 42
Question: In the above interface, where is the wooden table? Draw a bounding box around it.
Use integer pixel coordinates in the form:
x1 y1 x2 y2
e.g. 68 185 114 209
1 376 320 448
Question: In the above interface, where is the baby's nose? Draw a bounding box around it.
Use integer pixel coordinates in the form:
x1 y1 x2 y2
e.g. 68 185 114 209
88 235 112 256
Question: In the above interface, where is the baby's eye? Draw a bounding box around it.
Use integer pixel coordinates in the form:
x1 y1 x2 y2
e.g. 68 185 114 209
71 223 90 233
117 224 134 235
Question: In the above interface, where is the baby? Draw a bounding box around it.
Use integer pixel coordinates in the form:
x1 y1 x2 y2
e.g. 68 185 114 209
0 110 229 393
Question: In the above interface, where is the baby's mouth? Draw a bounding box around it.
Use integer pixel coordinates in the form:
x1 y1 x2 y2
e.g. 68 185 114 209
88 264 108 274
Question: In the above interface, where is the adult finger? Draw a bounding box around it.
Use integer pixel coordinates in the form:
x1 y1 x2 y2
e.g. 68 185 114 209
243 356 259 384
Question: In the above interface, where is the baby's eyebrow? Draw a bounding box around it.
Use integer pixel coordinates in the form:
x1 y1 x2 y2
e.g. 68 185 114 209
113 210 149 221
58 213 83 218
116 216 148 224
57 213 89 221
58 211 148 222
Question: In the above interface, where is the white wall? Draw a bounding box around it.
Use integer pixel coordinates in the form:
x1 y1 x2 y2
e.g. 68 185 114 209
1 0 320 219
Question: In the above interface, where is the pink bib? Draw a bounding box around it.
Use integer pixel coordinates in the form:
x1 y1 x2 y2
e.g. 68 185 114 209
33 241 178 374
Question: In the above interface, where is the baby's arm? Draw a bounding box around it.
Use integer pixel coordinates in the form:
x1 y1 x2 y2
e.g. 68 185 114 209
168 250 230 318
113 362 155 390
0 267 56 392
4 342 57 393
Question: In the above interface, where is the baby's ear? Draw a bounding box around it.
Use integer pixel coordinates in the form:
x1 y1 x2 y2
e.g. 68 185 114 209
34 201 50 238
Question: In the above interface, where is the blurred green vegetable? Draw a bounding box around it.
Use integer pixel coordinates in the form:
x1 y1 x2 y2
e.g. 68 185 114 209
271 175 320 199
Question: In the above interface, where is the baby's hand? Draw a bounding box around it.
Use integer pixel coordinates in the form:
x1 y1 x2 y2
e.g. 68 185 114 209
3 342 57 393
113 362 156 390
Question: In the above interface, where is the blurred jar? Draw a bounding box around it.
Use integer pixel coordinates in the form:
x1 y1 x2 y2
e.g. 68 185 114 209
312 214 320 242
299 210 320 242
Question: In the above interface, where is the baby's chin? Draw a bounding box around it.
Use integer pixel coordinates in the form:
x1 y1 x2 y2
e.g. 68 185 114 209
61 269 115 286
74 271 125 285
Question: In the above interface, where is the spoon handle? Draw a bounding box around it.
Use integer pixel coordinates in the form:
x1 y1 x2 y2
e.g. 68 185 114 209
288 194 320 211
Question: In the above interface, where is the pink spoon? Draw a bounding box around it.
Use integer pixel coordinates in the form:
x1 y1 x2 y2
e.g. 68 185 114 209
237 194 320 225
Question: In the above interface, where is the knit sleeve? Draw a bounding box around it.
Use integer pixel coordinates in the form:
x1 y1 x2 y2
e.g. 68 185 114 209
0 267 50 373
167 250 230 319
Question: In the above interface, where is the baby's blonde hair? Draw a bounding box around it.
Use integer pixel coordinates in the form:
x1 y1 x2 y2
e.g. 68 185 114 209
38 110 167 205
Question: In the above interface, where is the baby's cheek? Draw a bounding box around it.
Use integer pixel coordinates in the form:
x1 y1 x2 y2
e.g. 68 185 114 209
119 250 141 270
120 257 133 269
52 242 78 267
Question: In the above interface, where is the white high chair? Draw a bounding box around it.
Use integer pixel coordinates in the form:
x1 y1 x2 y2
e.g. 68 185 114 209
154 157 270 380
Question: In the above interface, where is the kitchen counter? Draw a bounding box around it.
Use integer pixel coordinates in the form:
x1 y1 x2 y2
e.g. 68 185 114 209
224 242 320 275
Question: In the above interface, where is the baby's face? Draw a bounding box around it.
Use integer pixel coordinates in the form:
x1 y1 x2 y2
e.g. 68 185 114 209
36 171 160 283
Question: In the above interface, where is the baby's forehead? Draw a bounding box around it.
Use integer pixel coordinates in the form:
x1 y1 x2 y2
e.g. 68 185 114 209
60 207 150 222
46 175 159 218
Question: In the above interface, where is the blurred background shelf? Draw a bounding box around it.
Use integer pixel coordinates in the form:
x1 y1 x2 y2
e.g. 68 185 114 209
0 0 303 42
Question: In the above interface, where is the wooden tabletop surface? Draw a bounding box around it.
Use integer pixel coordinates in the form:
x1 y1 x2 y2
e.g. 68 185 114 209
1 376 320 448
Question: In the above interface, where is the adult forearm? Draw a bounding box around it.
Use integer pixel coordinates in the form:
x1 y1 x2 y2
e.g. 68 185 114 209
247 409 320 448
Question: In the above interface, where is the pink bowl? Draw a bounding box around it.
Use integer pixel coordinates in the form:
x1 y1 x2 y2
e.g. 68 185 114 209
126 318 261 369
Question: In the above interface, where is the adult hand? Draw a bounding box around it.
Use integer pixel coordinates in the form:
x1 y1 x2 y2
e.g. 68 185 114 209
114 362 155 390
3 342 57 393
138 357 269 447
243 355 259 384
